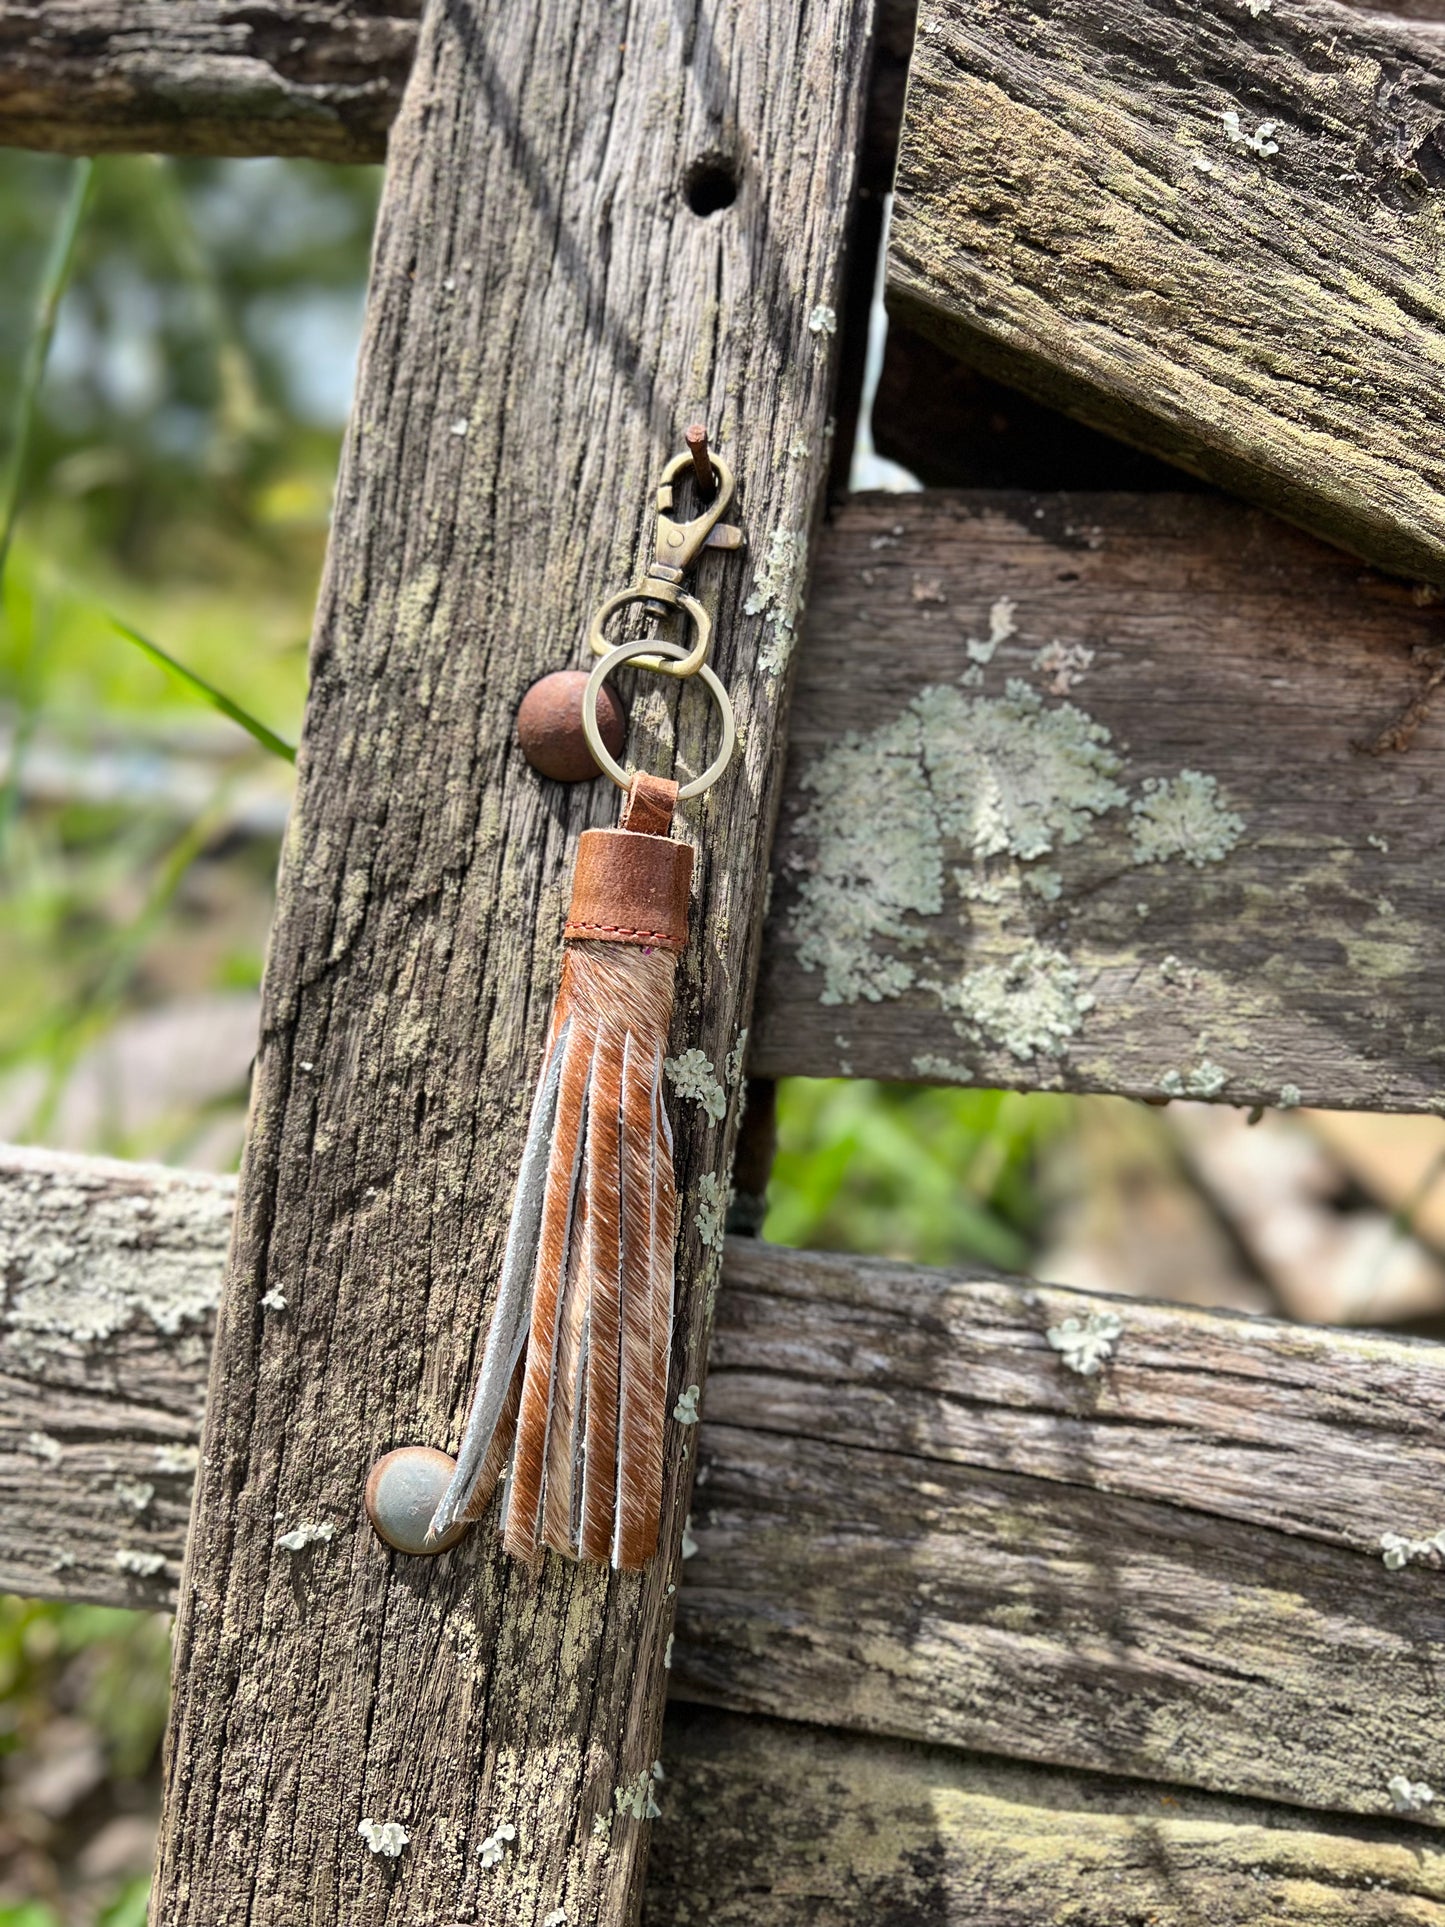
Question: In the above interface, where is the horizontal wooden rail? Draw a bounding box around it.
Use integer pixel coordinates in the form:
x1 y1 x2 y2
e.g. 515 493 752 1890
1 0 1440 167
889 0 1445 583
757 491 1445 1113
6 1144 1445 1830
0 1 418 161
650 1708 1445 1925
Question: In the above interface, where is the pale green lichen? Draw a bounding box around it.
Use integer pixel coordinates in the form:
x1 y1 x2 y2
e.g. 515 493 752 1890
1130 772 1245 868
807 303 837 336
934 944 1095 1064
725 1028 748 1086
261 1288 287 1312
1278 1083 1303 1110
912 1052 973 1082
1219 108 1279 156
664 1049 726 1122
614 1766 663 1822
25 1432 61 1465
1159 1058 1228 1099
1034 640 1094 694
115 1479 154 1515
1388 1775 1434 1815
1046 1310 1123 1376
788 682 1246 1065
956 869 1006 906
673 1384 701 1426
695 1173 729 1250
791 682 1125 1008
745 527 807 676
1380 1529 1445 1572
478 1822 516 1869
358 1819 410 1858
114 1548 166 1577
275 1521 335 1553
966 597 1017 665
681 1515 699 1560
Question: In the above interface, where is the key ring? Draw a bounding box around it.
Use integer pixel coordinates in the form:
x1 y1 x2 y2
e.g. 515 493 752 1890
587 585 713 681
582 638 736 800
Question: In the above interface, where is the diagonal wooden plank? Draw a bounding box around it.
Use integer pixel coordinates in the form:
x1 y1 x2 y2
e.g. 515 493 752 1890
753 490 1445 1113
889 0 1445 583
650 1708 1445 1926
146 0 878 1920
0 1 420 161
8 1147 1445 1830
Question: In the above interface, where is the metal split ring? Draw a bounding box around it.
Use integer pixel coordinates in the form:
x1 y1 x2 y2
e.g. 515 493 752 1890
586 586 712 679
582 638 736 801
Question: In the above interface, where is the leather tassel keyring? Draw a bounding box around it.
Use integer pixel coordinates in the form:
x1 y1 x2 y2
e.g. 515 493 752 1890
418 442 743 1571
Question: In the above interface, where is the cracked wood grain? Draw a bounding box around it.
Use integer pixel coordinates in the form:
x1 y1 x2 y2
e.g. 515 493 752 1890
7 1148 1445 1832
682 1240 1445 1827
0 2 420 161
890 0 1445 582
754 490 1445 1113
145 0 877 1917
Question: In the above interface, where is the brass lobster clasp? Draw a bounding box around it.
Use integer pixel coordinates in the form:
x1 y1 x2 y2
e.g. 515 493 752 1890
648 450 743 585
587 443 745 678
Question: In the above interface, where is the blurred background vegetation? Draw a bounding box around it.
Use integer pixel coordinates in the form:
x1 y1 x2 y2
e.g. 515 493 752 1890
3 150 1444 1924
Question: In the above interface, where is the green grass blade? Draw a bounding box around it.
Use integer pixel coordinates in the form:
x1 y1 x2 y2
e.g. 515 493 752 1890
0 157 95 587
109 615 296 762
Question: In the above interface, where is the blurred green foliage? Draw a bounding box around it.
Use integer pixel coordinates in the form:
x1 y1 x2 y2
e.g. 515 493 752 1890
1 152 379 1163
0 1601 169 1784
765 1080 1070 1272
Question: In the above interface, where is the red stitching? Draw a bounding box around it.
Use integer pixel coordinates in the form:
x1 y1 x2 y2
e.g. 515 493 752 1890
565 921 682 944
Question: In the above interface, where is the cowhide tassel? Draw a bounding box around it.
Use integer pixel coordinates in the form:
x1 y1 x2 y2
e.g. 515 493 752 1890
429 772 691 1569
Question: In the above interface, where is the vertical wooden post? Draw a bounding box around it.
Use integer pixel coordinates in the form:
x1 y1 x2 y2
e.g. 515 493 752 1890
151 0 877 1921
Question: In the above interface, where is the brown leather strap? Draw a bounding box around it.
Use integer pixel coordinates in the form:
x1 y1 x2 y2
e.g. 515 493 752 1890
564 828 693 951
620 772 677 837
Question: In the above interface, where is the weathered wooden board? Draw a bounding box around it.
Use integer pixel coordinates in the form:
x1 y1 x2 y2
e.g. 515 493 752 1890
9 1147 1445 1829
3 0 1441 166
0 1 418 161
147 0 877 1922
649 1708 1445 1926
0 1144 225 1606
889 0 1445 583
676 1239 1445 1826
752 490 1445 1113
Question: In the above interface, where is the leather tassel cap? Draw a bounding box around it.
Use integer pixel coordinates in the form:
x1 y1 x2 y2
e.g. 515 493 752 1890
430 774 692 1569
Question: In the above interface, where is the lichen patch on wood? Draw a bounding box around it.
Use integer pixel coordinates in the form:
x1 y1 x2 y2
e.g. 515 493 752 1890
787 672 1242 1069
754 492 1445 1111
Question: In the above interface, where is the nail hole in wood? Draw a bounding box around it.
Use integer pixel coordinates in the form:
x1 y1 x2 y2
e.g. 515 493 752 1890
684 155 739 216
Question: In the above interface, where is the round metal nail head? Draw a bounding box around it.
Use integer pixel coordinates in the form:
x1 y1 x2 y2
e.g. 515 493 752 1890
517 668 626 782
364 1446 470 1556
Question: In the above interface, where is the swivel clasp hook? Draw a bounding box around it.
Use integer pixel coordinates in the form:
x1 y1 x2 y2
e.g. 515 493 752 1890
587 440 745 678
647 450 743 589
